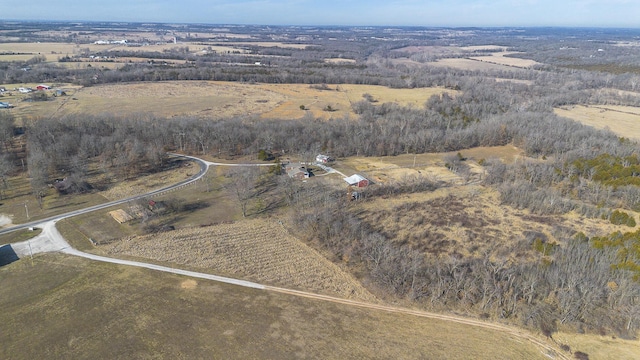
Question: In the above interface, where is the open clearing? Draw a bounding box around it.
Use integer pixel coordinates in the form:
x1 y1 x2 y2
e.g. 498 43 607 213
342 145 632 258
469 52 540 68
0 253 551 360
98 218 377 302
427 58 526 72
554 332 640 360
5 81 453 121
555 104 640 140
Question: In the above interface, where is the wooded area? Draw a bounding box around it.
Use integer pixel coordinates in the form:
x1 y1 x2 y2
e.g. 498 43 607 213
2 23 640 341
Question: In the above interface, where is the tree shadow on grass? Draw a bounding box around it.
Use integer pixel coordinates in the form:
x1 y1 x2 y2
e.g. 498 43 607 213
0 244 19 267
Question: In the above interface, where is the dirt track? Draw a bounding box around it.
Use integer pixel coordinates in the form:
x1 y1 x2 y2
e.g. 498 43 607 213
7 155 569 360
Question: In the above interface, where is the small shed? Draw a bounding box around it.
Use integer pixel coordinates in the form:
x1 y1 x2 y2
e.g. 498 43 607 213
344 174 369 188
315 154 333 164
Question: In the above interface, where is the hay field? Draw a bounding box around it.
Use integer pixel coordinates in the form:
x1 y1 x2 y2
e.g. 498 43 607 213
555 105 640 140
257 83 455 120
324 58 357 64
0 253 553 360
99 218 377 301
554 332 640 360
40 81 285 119
428 58 523 72
469 52 540 68
8 81 453 121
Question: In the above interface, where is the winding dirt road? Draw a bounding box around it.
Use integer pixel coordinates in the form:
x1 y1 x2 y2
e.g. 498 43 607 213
6 154 568 360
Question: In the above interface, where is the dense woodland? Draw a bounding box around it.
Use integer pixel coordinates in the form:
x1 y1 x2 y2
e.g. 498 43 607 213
3 23 640 338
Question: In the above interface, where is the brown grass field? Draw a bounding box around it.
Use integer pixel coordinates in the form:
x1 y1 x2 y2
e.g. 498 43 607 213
3 81 453 121
0 40 307 65
427 58 526 72
391 45 537 71
555 104 640 140
0 253 555 360
97 218 377 301
2 40 638 356
344 147 630 259
469 52 540 68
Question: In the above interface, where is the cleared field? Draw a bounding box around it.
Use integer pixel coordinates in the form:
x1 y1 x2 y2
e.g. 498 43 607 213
0 253 552 360
459 45 508 52
257 83 455 120
344 146 630 258
29 81 285 119
324 58 357 64
555 104 640 140
213 41 311 49
6 81 453 121
554 332 640 360
357 183 626 259
99 218 377 301
340 145 522 184
427 58 524 72
469 52 540 68
0 42 238 63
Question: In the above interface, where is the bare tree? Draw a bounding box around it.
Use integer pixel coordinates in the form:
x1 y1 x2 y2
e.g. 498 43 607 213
227 167 260 217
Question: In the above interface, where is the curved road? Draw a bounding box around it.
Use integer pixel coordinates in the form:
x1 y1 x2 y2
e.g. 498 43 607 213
6 154 567 360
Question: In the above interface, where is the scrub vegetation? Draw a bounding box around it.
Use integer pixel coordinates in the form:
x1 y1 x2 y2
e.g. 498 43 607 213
2 21 640 358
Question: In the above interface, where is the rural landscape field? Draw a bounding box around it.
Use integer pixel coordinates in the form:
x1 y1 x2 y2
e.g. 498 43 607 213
1 19 640 360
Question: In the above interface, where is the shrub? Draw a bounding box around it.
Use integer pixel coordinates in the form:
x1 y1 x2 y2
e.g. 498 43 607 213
608 210 636 227
574 351 589 360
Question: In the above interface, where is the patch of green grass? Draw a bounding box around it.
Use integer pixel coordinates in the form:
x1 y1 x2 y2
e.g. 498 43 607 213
0 228 42 246
57 210 133 251
0 253 550 359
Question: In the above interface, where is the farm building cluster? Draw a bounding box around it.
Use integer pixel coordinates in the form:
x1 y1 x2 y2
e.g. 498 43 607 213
284 154 370 190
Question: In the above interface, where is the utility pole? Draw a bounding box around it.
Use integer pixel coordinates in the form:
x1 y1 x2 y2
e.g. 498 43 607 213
24 201 29 220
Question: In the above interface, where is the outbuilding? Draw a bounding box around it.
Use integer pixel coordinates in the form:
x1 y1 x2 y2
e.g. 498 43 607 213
344 174 369 188
315 154 333 164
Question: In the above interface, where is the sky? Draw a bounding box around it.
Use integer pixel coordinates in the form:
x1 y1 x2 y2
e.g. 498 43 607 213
5 1 640 28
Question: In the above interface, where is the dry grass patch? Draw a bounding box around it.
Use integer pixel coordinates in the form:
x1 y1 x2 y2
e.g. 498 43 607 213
324 58 357 64
554 332 640 360
99 218 376 301
428 58 525 72
0 253 551 360
99 160 196 201
50 81 285 119
469 52 540 68
339 145 521 184
357 183 625 260
9 81 454 121
555 104 640 140
257 83 455 120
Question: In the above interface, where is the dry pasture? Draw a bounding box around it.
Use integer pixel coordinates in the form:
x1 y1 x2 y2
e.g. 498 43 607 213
469 52 540 68
343 146 628 259
427 58 525 72
358 183 627 260
0 253 554 360
340 145 522 184
555 104 640 140
7 81 454 121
